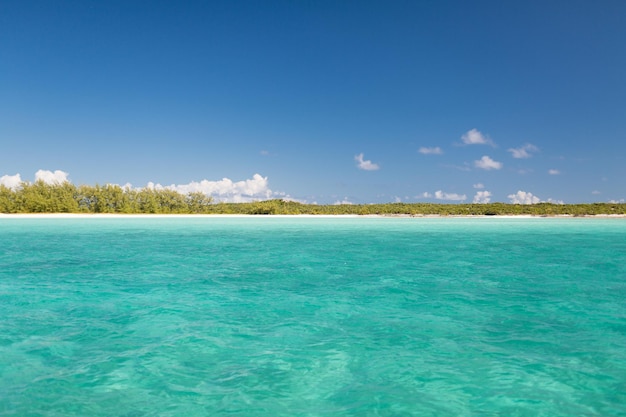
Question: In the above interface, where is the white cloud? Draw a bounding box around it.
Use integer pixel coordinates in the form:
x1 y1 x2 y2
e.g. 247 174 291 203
474 155 503 170
548 169 560 175
35 169 69 184
508 190 540 204
0 173 22 190
546 198 564 204
434 190 467 201
354 153 380 171
152 174 285 203
508 143 539 159
334 198 353 205
1 170 71 188
473 191 492 203
418 192 433 199
609 199 625 203
473 183 485 189
592 190 601 195
461 129 493 146
419 146 443 155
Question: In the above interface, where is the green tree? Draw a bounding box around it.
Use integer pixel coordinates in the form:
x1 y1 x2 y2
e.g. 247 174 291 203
16 181 78 213
186 192 214 213
0 185 17 213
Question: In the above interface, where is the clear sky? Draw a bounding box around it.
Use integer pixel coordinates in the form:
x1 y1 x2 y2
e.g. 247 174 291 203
1 0 625 204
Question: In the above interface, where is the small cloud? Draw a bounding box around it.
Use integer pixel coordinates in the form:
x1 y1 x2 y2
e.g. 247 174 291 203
592 190 601 195
548 169 560 175
473 183 485 189
434 190 467 201
474 155 503 170
394 196 402 203
461 129 494 146
609 199 625 203
355 153 380 171
260 150 270 156
334 198 353 205
546 198 564 204
473 191 492 203
0 173 22 190
508 143 539 159
508 190 540 204
35 169 69 185
417 192 433 199
419 146 443 155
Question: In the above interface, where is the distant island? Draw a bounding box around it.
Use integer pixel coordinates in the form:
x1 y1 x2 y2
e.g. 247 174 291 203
1 181 624 216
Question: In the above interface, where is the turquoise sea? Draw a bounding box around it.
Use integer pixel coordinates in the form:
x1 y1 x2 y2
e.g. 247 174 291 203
1 217 625 416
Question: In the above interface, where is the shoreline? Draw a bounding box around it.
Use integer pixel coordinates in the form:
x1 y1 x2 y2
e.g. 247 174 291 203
1 213 625 219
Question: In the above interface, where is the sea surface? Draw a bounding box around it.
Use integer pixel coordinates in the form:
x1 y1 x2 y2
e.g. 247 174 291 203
1 217 625 416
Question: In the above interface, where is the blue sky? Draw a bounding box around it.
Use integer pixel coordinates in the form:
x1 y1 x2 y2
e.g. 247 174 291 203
1 0 625 204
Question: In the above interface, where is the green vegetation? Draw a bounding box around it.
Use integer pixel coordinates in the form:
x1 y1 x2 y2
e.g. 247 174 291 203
1 181 625 216
0 181 213 214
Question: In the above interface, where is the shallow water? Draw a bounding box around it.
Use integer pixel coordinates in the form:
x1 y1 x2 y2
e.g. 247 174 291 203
1 217 625 416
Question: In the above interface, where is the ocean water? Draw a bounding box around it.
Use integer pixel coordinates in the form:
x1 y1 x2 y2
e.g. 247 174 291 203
1 217 625 416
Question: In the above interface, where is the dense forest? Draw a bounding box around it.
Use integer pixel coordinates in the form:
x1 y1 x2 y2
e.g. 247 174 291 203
1 181 625 216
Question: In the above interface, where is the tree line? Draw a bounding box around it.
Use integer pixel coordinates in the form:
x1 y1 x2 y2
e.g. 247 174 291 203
1 181 625 216
0 181 213 214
